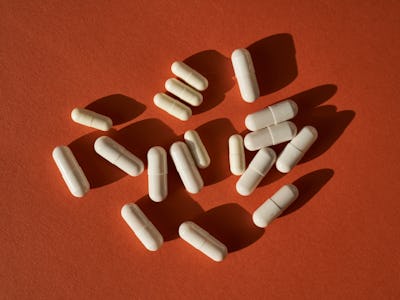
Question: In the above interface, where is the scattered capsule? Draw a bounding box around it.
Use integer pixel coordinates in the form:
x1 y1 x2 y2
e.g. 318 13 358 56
71 108 112 131
147 146 168 202
184 130 210 169
153 93 192 121
165 78 203 107
171 61 208 91
229 134 246 175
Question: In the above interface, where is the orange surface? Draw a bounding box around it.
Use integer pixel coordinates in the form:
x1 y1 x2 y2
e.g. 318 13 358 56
1 1 400 299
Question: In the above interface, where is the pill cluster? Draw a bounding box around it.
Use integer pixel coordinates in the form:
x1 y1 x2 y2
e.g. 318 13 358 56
52 47 319 263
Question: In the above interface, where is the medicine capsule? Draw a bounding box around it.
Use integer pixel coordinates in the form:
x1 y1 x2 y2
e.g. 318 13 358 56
165 78 203 107
94 136 144 176
231 48 260 103
52 146 90 197
179 221 228 262
171 61 208 91
229 134 246 175
276 126 318 173
121 203 164 251
244 121 297 151
236 148 276 196
245 99 298 131
153 93 192 121
170 142 204 194
147 146 168 202
71 108 113 131
184 130 210 169
252 184 299 228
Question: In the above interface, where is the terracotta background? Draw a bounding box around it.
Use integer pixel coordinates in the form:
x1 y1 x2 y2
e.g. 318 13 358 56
1 1 399 299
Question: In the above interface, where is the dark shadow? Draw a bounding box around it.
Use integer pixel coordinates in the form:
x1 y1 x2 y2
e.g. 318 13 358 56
183 50 234 114
193 203 264 252
281 169 334 216
86 94 146 125
248 33 297 96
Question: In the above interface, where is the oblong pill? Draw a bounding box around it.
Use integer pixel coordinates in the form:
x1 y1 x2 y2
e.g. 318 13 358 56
245 99 298 131
121 203 164 251
236 148 276 196
276 126 318 173
147 146 168 202
170 142 204 194
165 78 203 107
153 93 192 121
231 48 260 103
171 61 208 91
229 134 246 175
179 221 227 262
244 121 297 151
71 108 113 131
184 130 210 169
252 184 299 228
94 136 144 176
52 146 90 197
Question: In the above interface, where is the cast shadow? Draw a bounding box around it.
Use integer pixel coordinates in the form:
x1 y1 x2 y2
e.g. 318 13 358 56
248 33 297 96
86 94 146 125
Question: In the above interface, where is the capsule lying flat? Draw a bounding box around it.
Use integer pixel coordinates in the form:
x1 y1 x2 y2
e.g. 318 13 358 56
252 184 299 228
236 147 276 196
121 203 164 251
52 146 90 197
231 48 260 103
147 146 168 202
244 121 297 151
94 136 144 176
179 221 227 262
184 130 210 169
71 108 113 131
165 78 203 107
170 142 204 194
245 100 298 131
171 61 208 91
153 93 192 121
229 134 246 175
276 126 318 173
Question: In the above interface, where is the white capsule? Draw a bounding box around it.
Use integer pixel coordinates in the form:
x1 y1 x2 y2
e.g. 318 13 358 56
147 146 168 202
153 93 192 121
171 61 208 91
245 100 298 131
165 78 203 107
229 134 246 175
52 146 90 197
231 48 260 103
71 108 113 131
179 221 227 262
121 203 164 251
244 121 297 151
236 148 276 196
184 130 210 169
252 184 299 228
94 136 144 176
170 142 204 194
276 126 318 173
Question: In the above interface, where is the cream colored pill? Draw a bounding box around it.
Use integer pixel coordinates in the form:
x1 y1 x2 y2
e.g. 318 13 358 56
244 121 297 151
184 130 210 169
52 146 90 197
147 146 168 202
252 184 299 228
71 108 112 131
236 148 276 196
179 221 227 262
229 134 246 175
165 78 203 107
121 203 164 251
276 126 318 173
171 61 208 91
153 93 192 121
170 142 204 194
245 100 298 131
231 48 260 103
94 136 144 176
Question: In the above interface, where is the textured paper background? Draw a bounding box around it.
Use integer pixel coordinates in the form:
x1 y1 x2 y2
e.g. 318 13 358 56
1 1 399 299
